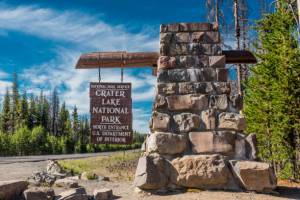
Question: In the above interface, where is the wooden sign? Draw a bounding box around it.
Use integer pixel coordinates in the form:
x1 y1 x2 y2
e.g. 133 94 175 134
90 82 133 144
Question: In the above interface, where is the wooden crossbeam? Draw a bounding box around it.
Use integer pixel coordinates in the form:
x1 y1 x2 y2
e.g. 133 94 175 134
75 50 257 69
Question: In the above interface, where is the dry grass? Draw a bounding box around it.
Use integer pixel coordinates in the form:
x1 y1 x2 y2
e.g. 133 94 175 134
58 150 141 181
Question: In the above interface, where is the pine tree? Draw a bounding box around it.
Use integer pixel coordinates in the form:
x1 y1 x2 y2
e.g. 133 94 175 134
41 94 50 131
245 0 300 179
1 89 11 133
50 88 59 136
18 91 28 127
28 94 37 130
72 106 79 141
11 73 19 132
58 102 70 136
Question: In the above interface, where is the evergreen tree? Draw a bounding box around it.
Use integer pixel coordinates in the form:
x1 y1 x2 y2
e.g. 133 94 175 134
18 91 28 127
72 106 79 141
244 0 300 179
11 73 19 132
28 94 37 130
58 102 70 136
1 88 11 133
50 88 59 136
41 94 50 131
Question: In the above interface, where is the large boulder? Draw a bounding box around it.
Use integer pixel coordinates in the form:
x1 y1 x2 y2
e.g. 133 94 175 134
146 132 187 155
171 154 237 190
134 154 170 190
57 188 88 200
0 180 28 200
189 131 236 156
93 188 113 200
229 160 277 192
23 187 54 200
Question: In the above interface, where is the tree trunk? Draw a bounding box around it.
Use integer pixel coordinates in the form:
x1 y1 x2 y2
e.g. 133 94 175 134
234 0 242 95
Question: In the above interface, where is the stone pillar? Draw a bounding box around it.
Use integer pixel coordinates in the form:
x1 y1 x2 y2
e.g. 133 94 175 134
134 23 276 192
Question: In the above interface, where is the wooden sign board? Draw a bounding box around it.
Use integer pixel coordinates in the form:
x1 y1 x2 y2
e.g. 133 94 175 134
90 82 133 144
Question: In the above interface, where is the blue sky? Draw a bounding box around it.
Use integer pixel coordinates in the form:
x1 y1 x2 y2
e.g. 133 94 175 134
0 0 273 133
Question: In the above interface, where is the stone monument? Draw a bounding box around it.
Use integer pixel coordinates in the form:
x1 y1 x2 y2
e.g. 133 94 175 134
134 23 277 192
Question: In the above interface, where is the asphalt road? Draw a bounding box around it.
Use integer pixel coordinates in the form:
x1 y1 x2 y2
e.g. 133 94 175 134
0 149 138 164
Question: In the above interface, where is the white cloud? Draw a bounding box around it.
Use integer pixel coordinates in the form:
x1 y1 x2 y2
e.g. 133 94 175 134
0 70 9 79
0 5 158 51
133 108 151 133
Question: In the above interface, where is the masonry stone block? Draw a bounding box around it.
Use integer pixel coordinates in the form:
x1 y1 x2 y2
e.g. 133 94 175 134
229 160 277 192
171 154 237 190
234 133 247 159
209 55 226 68
202 68 216 81
157 83 176 95
168 69 189 82
153 95 166 110
134 154 170 190
216 68 228 82
213 82 231 94
166 94 208 111
187 68 201 82
179 23 214 32
177 55 209 68
210 94 228 111
218 112 246 131
147 132 187 154
175 32 190 43
157 70 169 83
194 82 214 94
157 56 176 70
229 94 243 112
161 43 222 56
160 33 173 44
189 131 236 156
178 82 195 94
191 31 220 43
150 111 170 131
201 109 216 130
173 113 201 133
172 44 188 55
245 134 258 160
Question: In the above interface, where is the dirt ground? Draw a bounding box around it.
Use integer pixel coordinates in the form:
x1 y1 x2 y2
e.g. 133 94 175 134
0 160 300 200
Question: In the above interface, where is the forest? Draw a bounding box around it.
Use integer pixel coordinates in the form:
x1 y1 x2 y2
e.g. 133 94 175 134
0 74 145 156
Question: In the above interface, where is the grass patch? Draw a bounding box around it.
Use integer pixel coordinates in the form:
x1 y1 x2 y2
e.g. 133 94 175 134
59 150 141 181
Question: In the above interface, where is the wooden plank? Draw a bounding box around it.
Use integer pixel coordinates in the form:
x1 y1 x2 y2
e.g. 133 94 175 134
75 50 257 69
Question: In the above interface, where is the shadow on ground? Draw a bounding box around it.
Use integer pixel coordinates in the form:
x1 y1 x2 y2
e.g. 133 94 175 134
275 186 300 199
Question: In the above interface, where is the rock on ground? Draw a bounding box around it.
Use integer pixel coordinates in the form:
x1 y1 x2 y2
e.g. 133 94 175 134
171 154 238 190
0 180 28 200
229 160 277 192
93 188 113 200
134 154 170 190
54 178 79 188
57 187 89 200
23 187 54 200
